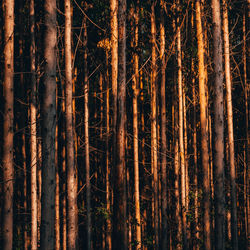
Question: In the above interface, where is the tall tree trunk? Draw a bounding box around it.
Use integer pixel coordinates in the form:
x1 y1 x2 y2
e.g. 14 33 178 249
83 16 91 250
110 0 118 174
113 0 127 248
40 0 57 248
192 61 199 249
211 0 225 249
30 0 38 248
61 82 67 250
176 3 187 247
2 0 14 249
195 1 211 248
132 2 141 248
151 2 159 248
105 51 112 250
222 1 238 249
160 0 168 248
65 0 78 249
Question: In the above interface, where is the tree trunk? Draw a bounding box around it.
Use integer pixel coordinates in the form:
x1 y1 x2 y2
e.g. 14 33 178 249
105 50 112 250
222 1 238 249
113 0 127 248
211 0 225 249
176 4 187 247
83 16 91 250
30 0 38 248
131 3 141 249
2 0 14 249
110 0 118 174
151 2 159 247
160 1 168 248
55 119 60 250
65 0 78 249
40 0 57 248
192 60 199 249
195 1 211 248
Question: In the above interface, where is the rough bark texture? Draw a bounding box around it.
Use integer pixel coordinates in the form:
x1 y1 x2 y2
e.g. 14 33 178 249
195 1 211 248
212 0 225 249
222 1 238 249
65 0 78 249
40 0 57 248
113 0 127 249
2 0 14 249
30 0 38 248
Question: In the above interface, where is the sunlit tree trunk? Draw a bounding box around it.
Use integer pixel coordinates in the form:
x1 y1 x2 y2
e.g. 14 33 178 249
30 0 38 248
65 0 78 249
2 0 14 249
176 3 187 247
222 1 238 249
192 61 199 249
211 0 225 249
151 2 159 247
83 16 91 250
132 2 141 248
113 0 127 248
195 1 211 248
110 0 118 171
40 0 57 248
160 1 167 248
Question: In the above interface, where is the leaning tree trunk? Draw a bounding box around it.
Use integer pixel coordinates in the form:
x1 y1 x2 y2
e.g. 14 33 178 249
40 0 57 249
2 0 14 249
113 0 127 249
222 1 238 249
65 0 78 249
195 1 211 249
211 0 225 249
30 0 38 248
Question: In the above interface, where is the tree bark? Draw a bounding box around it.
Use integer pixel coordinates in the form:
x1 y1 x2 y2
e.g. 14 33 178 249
110 0 118 174
222 1 238 249
160 0 168 248
132 2 141 248
2 0 14 249
113 0 127 248
195 1 211 248
40 0 57 248
151 2 159 248
30 0 38 248
176 3 187 247
211 0 225 249
65 0 78 249
83 16 91 250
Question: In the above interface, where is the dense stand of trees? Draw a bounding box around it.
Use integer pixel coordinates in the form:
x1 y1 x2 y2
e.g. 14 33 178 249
0 0 249 249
